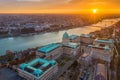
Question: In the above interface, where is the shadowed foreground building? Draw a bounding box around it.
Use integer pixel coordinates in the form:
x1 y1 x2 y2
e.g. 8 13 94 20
91 39 114 80
91 39 114 64
94 64 107 80
18 58 58 80
78 53 91 70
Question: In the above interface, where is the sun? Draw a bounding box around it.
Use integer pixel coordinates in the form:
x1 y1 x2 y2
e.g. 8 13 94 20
92 9 97 14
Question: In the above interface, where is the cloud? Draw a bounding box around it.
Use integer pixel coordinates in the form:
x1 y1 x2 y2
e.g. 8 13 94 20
0 0 120 13
67 0 84 3
90 2 107 5
17 0 69 2
17 0 48 2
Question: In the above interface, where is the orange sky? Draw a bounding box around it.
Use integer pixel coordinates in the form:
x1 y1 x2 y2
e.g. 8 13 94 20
0 0 120 14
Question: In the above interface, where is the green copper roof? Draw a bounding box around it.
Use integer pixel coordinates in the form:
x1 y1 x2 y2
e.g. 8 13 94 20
92 44 110 50
95 39 113 44
34 69 42 77
63 32 78 40
42 62 50 67
19 58 57 78
19 63 27 70
69 35 78 40
103 46 110 50
88 44 110 50
38 43 60 54
80 34 91 38
63 32 69 38
63 42 80 49
49 60 56 66
88 45 93 47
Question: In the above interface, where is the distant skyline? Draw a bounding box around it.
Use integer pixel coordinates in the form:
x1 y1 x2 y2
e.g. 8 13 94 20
0 0 120 14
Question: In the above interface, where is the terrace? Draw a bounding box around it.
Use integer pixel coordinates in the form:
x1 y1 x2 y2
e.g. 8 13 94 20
63 42 80 49
92 39 112 50
95 39 113 44
92 44 110 50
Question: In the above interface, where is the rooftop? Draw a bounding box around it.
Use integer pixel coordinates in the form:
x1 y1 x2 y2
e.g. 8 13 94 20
63 32 69 39
63 42 80 49
81 53 89 58
80 34 92 38
95 39 113 44
92 44 110 50
69 35 78 40
19 58 56 78
38 43 60 54
63 32 78 40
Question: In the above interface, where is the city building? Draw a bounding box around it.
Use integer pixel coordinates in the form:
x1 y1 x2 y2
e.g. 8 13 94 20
91 39 114 63
18 58 58 80
62 42 80 56
80 34 94 44
0 28 9 37
62 32 80 43
80 44 92 54
36 43 62 60
79 34 95 54
94 63 107 80
78 53 91 69
93 39 114 48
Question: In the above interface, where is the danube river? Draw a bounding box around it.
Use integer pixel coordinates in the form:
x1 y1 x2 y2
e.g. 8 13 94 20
0 18 119 55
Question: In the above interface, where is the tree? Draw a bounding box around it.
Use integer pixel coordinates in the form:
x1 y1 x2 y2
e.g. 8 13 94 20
6 50 14 61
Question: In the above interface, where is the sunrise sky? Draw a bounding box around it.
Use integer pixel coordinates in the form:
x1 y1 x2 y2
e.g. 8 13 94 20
0 0 120 14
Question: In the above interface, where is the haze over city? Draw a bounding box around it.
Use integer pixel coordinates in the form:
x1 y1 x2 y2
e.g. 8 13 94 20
0 0 120 80
0 0 120 14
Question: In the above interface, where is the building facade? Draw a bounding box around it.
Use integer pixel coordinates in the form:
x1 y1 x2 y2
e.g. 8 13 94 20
94 63 107 80
36 43 62 60
78 53 91 69
62 42 80 56
18 58 58 80
62 32 80 43
91 39 114 63
80 34 94 44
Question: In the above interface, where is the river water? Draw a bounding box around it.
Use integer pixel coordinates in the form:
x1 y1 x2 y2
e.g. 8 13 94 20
0 18 120 55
